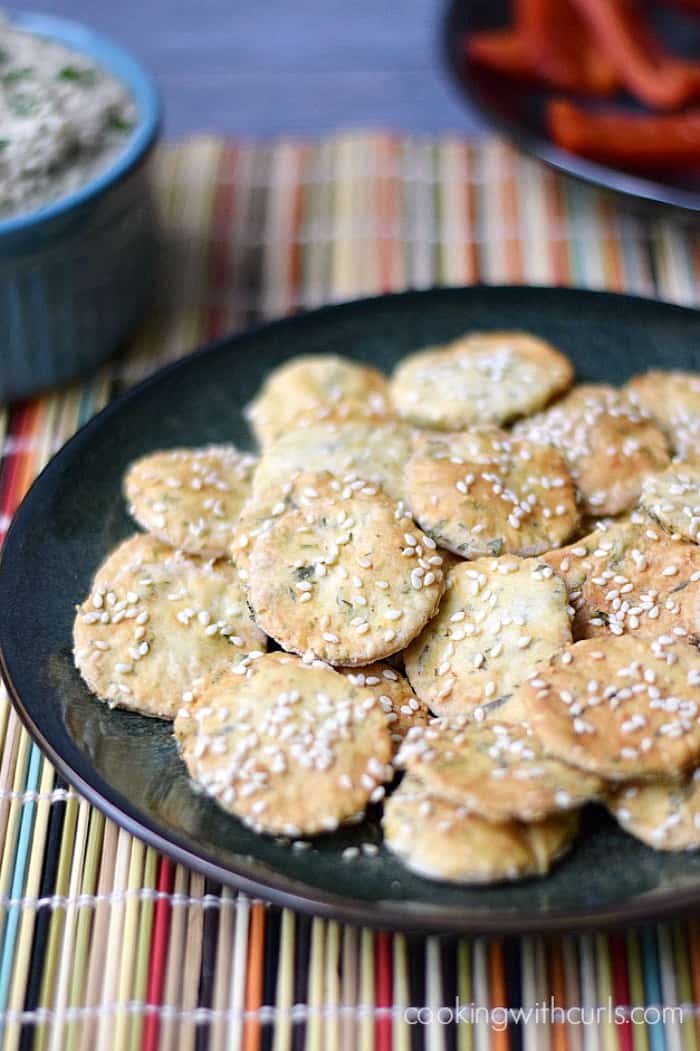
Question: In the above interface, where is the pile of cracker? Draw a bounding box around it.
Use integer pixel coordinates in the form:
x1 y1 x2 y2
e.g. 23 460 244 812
72 333 700 883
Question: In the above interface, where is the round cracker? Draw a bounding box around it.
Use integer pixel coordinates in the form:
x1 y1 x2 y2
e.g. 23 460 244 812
73 534 266 719
396 719 603 822
340 663 429 750
390 331 572 430
252 413 415 504
607 771 700 852
404 428 579 559
245 354 390 447
247 480 446 665
543 520 700 642
382 774 578 884
231 471 345 581
627 370 700 464
124 445 257 558
404 556 572 717
641 464 700 544
174 651 393 836
516 635 700 781
514 384 670 516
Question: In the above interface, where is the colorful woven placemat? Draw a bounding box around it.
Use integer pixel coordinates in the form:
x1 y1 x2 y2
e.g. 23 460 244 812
2 133 700 1051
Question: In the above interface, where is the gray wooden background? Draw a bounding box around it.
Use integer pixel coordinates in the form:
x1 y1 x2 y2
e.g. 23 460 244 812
19 0 480 137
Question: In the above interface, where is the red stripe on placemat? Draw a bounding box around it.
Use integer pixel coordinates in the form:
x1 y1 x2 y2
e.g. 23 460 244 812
289 146 306 311
547 170 572 286
375 931 393 1051
610 934 633 1051
0 403 38 536
142 857 175 1051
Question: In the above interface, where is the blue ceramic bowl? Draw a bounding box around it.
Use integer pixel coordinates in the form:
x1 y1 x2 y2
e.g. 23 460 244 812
0 13 161 402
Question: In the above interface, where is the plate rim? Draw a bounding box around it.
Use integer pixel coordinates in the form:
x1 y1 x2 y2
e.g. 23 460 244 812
5 283 700 935
442 0 700 215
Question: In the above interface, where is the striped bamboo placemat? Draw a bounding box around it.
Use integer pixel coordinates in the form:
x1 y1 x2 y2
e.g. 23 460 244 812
2 133 700 1051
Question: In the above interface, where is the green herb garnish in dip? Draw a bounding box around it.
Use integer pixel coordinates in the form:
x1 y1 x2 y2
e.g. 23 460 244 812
0 14 138 218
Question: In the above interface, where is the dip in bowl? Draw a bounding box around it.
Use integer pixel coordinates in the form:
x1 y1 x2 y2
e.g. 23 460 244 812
0 13 160 400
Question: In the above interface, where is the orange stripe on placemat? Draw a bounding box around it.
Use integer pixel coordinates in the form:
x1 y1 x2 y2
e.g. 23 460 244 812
489 940 509 1051
142 857 174 1051
599 197 625 292
464 141 480 284
242 902 266 1051
548 936 570 1051
289 145 307 308
500 147 523 283
206 143 238 342
546 169 571 286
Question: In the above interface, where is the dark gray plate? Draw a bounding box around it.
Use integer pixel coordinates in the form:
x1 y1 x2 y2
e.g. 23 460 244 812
4 286 700 935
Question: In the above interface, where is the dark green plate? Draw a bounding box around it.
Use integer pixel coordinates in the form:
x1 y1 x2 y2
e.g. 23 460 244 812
4 286 700 935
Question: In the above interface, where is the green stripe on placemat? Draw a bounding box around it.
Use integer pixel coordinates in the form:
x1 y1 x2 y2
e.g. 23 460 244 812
0 133 700 1050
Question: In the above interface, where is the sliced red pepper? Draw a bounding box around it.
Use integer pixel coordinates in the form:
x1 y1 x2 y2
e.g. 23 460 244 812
516 0 618 96
548 97 700 168
571 0 700 109
465 30 539 81
466 18 616 95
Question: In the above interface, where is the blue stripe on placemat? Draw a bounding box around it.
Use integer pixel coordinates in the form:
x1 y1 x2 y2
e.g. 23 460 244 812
0 744 43 1025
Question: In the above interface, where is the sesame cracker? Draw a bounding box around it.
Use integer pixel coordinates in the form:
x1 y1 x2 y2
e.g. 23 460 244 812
382 774 579 884
515 384 669 516
404 557 572 717
73 534 266 719
515 635 700 780
607 771 700 852
174 651 393 836
247 476 446 665
245 354 390 448
396 719 603 822
390 331 573 430
124 445 257 558
404 427 579 559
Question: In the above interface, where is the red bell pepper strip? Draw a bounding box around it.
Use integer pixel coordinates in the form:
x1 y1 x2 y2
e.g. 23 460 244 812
548 97 700 168
466 19 617 95
516 0 618 96
570 0 700 109
465 30 538 81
